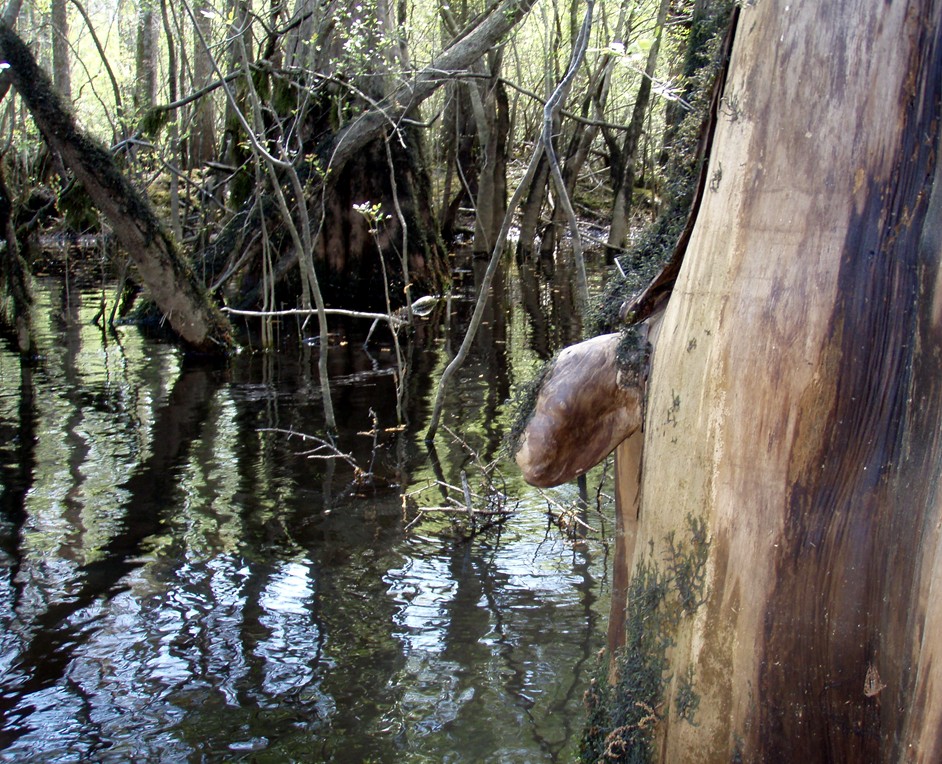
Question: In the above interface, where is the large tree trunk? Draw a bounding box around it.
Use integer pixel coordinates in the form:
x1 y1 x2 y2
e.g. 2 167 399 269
0 22 233 353
598 1 942 761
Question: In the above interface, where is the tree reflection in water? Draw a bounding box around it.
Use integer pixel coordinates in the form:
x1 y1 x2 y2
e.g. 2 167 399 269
0 256 612 762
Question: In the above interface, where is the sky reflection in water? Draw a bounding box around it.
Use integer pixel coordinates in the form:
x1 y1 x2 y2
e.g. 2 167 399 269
0 263 613 762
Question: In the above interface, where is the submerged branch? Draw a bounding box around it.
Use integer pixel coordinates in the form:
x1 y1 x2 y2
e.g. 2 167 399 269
222 306 408 326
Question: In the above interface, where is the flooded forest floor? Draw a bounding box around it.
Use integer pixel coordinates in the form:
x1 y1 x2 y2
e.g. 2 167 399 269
0 241 623 762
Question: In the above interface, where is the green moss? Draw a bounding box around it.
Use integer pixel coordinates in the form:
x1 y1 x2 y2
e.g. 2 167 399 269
589 0 738 338
136 106 171 140
581 515 711 763
503 355 556 457
614 325 651 389
674 664 700 725
665 514 710 615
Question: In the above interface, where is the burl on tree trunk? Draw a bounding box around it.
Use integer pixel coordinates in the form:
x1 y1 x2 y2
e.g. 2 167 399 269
519 1 942 761
515 330 651 488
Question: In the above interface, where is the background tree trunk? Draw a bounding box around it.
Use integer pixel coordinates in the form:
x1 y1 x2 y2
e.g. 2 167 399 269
134 0 157 111
604 0 668 253
51 0 70 102
599 1 942 761
187 0 216 167
470 57 509 255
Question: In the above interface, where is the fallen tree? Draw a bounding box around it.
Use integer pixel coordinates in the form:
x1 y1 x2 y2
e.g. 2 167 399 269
0 21 234 353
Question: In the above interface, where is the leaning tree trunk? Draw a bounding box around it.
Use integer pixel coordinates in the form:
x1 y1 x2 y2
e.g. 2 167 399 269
0 22 233 353
596 1 942 761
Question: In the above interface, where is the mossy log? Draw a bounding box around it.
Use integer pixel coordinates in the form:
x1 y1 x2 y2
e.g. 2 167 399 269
0 22 233 354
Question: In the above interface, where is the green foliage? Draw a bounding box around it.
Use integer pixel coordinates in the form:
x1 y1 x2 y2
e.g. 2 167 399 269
353 200 390 232
581 514 711 763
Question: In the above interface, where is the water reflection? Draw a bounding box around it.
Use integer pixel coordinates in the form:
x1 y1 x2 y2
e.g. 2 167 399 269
0 255 612 762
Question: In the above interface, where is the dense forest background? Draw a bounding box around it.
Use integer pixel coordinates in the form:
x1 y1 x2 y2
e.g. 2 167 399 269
0 0 734 357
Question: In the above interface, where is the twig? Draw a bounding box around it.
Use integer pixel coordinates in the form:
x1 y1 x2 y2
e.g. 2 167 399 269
222 305 407 326
259 427 360 472
424 3 594 441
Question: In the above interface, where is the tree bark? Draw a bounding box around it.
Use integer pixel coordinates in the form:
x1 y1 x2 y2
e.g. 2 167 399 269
134 0 158 111
187 0 216 167
0 21 233 353
0 162 32 353
232 0 536 309
600 1 942 761
50 0 70 102
470 61 510 255
605 0 669 253
324 0 537 170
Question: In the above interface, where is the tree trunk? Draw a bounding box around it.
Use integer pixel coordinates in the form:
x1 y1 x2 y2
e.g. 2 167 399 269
0 162 32 353
435 5 509 256
470 63 509 255
605 0 668 254
50 0 70 101
229 0 536 310
187 0 216 167
134 0 158 111
599 1 942 761
0 22 233 353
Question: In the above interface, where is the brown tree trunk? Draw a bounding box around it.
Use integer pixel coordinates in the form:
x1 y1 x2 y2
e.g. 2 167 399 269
0 162 32 353
471 64 509 255
436 5 509 256
134 0 158 111
605 0 668 254
600 1 942 761
187 0 216 167
0 22 233 353
230 0 536 310
50 0 70 101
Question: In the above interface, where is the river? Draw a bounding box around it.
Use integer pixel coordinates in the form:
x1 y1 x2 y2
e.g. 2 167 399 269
0 253 615 762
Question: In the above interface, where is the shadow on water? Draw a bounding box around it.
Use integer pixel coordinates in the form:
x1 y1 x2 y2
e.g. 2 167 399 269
0 252 614 762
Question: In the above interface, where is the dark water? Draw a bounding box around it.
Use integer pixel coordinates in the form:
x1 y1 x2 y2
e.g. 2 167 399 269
0 256 615 762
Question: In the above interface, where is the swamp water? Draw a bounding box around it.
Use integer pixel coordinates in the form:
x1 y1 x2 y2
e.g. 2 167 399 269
0 256 616 762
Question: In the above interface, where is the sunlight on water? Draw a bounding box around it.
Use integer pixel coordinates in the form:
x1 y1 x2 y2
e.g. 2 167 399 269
0 259 614 762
